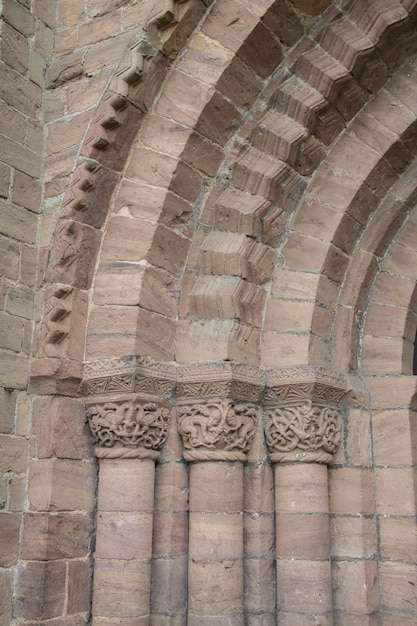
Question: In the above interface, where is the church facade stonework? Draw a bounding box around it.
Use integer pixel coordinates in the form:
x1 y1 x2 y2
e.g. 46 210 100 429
1 0 417 623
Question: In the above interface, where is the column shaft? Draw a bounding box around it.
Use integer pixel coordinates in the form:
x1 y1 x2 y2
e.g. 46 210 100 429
188 462 244 626
275 463 333 626
92 458 155 625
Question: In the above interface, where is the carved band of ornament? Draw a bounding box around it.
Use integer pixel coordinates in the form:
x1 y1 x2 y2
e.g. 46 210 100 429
86 399 170 459
177 400 259 462
263 400 342 464
176 361 264 402
83 356 176 398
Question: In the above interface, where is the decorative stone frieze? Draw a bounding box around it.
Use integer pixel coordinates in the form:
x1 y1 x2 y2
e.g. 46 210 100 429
86 397 170 459
176 361 264 402
83 355 177 397
177 399 258 461
263 367 345 464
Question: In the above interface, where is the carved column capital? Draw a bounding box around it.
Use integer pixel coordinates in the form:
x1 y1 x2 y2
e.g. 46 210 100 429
175 361 263 462
177 399 259 461
86 396 170 459
263 367 345 464
83 356 177 459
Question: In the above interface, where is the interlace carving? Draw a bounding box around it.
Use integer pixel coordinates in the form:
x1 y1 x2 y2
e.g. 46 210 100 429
177 400 258 461
87 399 169 459
264 400 341 464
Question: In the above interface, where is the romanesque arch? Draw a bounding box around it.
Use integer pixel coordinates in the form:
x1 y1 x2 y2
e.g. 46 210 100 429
10 0 417 623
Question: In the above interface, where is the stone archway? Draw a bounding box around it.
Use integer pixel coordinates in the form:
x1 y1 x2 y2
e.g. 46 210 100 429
22 0 417 623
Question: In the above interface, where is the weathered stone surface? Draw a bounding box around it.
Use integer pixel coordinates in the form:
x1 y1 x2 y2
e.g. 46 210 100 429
0 512 21 566
15 561 66 619
21 512 93 559
28 459 96 512
32 395 92 459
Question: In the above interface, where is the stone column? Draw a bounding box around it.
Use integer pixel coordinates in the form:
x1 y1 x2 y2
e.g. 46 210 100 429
263 368 345 626
84 357 176 626
176 363 263 626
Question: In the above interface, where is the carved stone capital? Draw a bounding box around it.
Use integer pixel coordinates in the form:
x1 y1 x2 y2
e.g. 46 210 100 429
263 400 341 463
264 367 345 464
86 396 170 459
177 400 259 462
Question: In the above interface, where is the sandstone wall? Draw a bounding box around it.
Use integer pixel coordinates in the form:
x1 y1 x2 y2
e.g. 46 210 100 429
0 1 53 621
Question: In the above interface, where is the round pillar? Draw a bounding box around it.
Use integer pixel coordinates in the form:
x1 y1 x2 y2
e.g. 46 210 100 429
86 396 170 625
177 398 259 626
264 368 345 626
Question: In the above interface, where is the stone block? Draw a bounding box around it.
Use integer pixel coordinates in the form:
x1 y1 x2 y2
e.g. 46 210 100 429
0 63 42 118
96 512 153 560
379 561 417 614
244 558 276 613
0 387 17 434
5 284 34 319
202 0 258 54
79 11 121 46
86 306 140 359
373 409 416 466
20 245 37 286
330 516 377 559
155 70 213 130
169 161 203 204
0 569 12 625
276 559 332 614
93 558 151 618
0 434 28 473
28 358 83 396
47 111 92 155
28 458 96 512
189 462 243 512
21 512 93 560
151 556 188 615
101 216 156 263
153 510 188 558
196 91 240 146
0 312 23 351
83 31 132 73
0 199 38 244
15 560 66 619
32 396 92 460
275 464 329 514
0 20 29 74
9 475 26 511
97 458 155 513
46 219 102 289
217 56 262 110
332 560 379 613
190 512 243 560
379 517 417 561
237 21 282 78
276 513 330 559
188 559 243 616
329 468 374 515
57 0 85 26
45 50 84 88
12 170 42 213
154 461 189 511
244 513 274 559
67 559 92 613
375 468 416 516
0 512 20 566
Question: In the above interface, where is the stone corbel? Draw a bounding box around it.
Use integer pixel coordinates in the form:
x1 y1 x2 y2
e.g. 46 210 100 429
263 366 346 464
175 361 264 461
